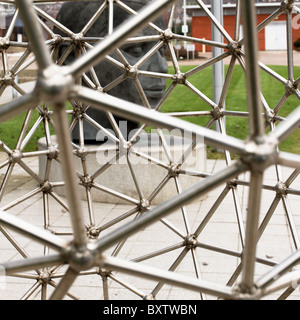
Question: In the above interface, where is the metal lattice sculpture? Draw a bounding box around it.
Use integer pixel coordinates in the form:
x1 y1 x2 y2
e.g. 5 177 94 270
0 0 300 300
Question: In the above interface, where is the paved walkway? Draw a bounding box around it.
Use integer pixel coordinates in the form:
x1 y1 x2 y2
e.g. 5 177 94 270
0 155 299 300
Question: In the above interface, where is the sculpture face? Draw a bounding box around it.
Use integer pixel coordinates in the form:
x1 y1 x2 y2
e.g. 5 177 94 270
55 1 168 142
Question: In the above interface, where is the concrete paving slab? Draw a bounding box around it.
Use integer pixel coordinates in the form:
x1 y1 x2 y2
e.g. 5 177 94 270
0 154 299 300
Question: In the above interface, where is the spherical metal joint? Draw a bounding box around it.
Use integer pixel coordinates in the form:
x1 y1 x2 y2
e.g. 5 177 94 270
68 243 97 272
242 138 278 172
173 72 186 85
53 34 63 46
80 175 93 189
275 181 288 197
185 234 198 249
228 41 241 55
1 72 14 86
212 107 223 120
168 163 180 178
285 80 296 96
126 66 138 79
40 180 53 193
35 65 74 103
97 267 111 278
48 145 59 160
72 33 84 45
0 37 9 50
280 0 294 12
227 178 238 189
9 150 22 164
280 1 288 12
119 141 132 157
87 226 100 239
39 270 51 284
233 283 262 300
162 29 173 41
75 146 88 159
73 105 85 119
265 109 276 125
139 199 151 213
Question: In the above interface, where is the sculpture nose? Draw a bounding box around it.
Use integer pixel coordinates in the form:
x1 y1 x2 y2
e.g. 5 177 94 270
146 50 168 74
139 50 168 93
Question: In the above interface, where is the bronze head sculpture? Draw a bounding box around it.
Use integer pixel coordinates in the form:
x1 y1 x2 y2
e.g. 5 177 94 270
54 0 168 143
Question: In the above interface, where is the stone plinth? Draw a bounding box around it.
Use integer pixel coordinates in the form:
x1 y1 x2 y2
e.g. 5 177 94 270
38 134 207 205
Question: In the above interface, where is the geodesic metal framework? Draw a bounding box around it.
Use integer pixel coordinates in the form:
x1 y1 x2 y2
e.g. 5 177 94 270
0 0 300 300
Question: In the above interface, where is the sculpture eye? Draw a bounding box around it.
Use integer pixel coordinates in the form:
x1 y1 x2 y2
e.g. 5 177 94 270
122 45 144 57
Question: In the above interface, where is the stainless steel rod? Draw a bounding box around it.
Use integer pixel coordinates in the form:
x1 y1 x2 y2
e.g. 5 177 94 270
95 161 247 253
0 92 38 124
52 103 87 248
286 10 294 82
49 267 79 300
102 255 234 299
240 170 264 293
241 0 264 143
256 249 300 289
0 210 68 251
68 0 177 78
195 0 233 44
15 0 52 70
272 106 300 144
238 7 283 47
1 254 65 276
75 85 247 155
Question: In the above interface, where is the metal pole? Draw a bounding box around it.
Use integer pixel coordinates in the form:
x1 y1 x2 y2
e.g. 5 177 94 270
239 0 265 294
183 0 187 58
212 0 225 134
183 0 187 36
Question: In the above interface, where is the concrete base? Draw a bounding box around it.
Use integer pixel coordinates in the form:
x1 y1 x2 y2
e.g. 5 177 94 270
38 134 207 205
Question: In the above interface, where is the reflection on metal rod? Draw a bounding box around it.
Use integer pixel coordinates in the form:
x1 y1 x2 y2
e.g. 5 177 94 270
102 255 234 299
75 85 247 155
95 162 247 252
69 0 178 77
241 0 264 143
15 0 52 70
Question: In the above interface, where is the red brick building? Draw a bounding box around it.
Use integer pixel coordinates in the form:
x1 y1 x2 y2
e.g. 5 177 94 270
189 2 300 52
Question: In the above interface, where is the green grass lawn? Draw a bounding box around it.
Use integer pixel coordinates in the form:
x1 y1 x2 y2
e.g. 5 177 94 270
0 64 299 157
0 108 47 153
162 64 300 157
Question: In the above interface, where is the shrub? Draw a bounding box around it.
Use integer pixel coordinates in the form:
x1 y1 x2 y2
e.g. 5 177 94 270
294 38 300 51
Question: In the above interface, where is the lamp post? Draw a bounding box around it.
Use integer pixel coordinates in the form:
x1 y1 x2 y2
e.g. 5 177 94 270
182 0 188 55
212 0 225 134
